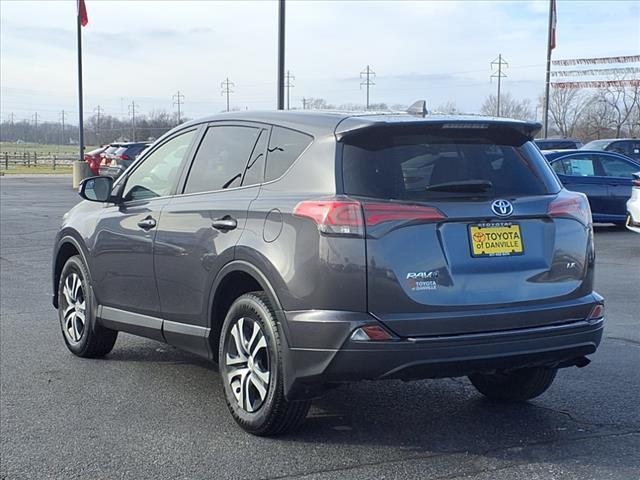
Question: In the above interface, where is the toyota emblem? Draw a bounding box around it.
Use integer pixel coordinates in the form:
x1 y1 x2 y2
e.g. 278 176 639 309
491 199 514 217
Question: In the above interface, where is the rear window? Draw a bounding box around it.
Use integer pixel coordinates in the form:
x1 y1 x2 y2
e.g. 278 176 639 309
342 128 560 201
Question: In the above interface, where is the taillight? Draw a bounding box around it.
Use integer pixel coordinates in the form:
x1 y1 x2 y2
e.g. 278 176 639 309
364 203 444 225
548 191 592 226
632 178 640 188
294 197 446 236
293 197 364 236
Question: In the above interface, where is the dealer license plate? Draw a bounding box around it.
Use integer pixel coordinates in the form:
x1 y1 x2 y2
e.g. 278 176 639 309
469 222 524 257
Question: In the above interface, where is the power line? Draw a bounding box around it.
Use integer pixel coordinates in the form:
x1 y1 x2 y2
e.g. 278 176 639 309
128 101 140 141
221 78 235 112
173 90 185 124
285 70 295 110
490 54 509 117
360 65 376 110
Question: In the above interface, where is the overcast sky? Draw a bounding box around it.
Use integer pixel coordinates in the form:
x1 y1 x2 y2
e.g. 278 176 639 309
1 0 638 123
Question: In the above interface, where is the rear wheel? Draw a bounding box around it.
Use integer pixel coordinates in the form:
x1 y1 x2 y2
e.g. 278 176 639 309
468 367 557 402
219 292 310 436
58 255 118 358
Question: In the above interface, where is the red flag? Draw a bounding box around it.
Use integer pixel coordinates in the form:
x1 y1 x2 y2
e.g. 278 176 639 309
549 0 557 50
78 0 88 27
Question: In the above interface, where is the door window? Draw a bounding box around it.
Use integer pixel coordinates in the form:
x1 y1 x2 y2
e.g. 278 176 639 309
598 155 639 178
557 156 596 177
184 126 262 194
264 127 312 182
122 130 196 201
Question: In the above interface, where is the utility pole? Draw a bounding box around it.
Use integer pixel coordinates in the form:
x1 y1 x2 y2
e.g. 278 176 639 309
128 101 139 141
285 70 295 110
94 105 103 145
490 54 508 117
302 98 307 110
277 0 285 110
8 113 15 141
221 78 235 112
60 110 67 146
173 90 185 124
32 112 39 143
360 65 376 110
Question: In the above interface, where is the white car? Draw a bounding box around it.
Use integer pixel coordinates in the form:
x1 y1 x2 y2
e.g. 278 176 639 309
626 172 640 233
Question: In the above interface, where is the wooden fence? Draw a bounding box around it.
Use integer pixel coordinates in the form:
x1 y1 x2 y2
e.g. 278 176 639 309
0 152 76 170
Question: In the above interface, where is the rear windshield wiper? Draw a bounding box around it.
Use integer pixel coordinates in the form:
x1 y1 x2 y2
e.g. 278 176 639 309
426 180 493 193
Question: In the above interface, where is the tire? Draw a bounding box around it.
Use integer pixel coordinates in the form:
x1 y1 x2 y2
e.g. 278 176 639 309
58 255 118 358
468 367 557 402
219 292 310 436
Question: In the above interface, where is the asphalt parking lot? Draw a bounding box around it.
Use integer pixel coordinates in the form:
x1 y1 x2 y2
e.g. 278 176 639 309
1 175 639 480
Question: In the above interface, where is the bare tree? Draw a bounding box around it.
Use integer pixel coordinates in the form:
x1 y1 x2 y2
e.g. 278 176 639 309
480 93 532 121
545 88 590 137
435 101 458 114
599 80 640 137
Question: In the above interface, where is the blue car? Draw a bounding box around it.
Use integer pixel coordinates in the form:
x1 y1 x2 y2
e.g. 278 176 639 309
544 149 640 224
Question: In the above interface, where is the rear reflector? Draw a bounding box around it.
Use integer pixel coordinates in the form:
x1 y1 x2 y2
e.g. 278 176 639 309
294 197 445 236
350 325 393 341
548 191 592 226
587 304 604 321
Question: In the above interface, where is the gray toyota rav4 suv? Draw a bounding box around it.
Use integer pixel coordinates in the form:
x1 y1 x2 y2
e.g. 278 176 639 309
53 110 604 435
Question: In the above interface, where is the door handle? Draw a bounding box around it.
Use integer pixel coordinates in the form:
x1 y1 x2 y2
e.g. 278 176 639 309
137 216 157 230
211 216 237 231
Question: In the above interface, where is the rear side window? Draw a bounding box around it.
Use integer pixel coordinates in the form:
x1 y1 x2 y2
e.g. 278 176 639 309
265 127 312 182
342 128 560 201
599 156 638 178
241 129 268 186
184 126 261 194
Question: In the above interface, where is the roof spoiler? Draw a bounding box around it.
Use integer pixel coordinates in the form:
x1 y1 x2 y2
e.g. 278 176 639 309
407 100 428 117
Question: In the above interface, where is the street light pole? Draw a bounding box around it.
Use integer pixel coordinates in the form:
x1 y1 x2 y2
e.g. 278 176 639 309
277 0 285 110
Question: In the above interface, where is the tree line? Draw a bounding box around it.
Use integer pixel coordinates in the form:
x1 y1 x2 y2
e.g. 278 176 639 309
1 84 638 146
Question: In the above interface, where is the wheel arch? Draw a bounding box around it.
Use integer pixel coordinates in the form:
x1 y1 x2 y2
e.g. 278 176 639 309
207 260 284 360
53 234 91 309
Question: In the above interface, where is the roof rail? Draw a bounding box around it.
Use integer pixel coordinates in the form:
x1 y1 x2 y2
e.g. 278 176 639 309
407 100 428 117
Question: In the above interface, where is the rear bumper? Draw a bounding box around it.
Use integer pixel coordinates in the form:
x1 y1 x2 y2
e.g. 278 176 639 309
280 294 604 399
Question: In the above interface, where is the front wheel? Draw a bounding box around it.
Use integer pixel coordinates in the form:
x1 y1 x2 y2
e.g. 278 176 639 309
58 255 118 358
468 367 557 402
219 292 310 436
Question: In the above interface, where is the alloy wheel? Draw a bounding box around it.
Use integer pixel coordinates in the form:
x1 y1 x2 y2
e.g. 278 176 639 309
225 317 271 413
61 272 86 344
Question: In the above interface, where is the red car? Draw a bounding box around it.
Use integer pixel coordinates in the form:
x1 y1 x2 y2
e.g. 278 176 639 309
84 146 108 175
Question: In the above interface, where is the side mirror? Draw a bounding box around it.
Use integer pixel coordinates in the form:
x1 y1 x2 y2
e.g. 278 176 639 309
79 176 114 202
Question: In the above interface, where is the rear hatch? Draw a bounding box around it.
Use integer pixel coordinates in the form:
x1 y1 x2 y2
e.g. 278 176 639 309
341 121 594 337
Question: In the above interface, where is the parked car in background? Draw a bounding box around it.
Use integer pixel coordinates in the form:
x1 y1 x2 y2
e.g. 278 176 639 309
582 138 640 162
626 172 640 233
54 111 604 436
100 142 150 178
98 143 125 175
84 146 108 175
535 137 583 150
544 149 640 224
